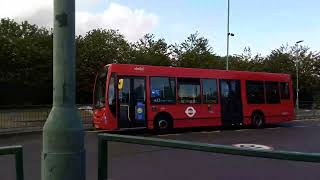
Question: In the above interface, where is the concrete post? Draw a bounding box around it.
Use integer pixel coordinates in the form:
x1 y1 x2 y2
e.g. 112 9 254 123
42 0 85 179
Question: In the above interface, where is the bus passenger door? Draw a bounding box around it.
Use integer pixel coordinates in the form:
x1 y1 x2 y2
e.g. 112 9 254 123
118 76 146 128
220 79 243 126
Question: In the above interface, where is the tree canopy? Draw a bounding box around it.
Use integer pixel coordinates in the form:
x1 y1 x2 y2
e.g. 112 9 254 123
0 18 319 106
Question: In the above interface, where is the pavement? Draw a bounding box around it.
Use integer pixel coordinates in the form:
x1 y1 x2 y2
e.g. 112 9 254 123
1 118 320 180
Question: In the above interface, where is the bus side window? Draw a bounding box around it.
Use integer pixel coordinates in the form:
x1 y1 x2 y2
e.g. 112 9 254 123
265 81 280 104
280 82 290 99
246 80 265 104
178 78 201 104
202 79 218 104
150 77 176 104
108 74 116 116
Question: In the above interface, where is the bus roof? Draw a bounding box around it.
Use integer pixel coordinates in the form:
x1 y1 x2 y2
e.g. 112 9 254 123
106 63 291 82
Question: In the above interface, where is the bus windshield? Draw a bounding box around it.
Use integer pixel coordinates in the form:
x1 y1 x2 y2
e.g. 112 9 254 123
94 66 108 108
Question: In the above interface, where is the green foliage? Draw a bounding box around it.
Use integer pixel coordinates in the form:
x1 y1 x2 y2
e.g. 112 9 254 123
129 34 172 66
0 18 319 105
0 18 53 85
0 18 53 105
75 29 131 102
173 32 220 68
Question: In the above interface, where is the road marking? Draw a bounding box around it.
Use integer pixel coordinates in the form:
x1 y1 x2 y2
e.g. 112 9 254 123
234 129 249 132
265 127 281 130
157 133 181 137
233 144 273 150
168 133 182 136
200 131 213 134
291 125 308 128
293 118 320 122
199 130 222 134
87 130 109 133
87 121 318 135
157 134 170 137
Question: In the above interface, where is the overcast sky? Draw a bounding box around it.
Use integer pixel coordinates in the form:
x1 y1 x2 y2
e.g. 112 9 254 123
0 0 319 56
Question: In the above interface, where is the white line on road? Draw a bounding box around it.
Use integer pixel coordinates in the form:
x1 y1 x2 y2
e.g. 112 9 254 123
157 133 182 137
234 129 249 132
291 125 308 128
87 130 109 133
265 127 281 130
200 131 213 134
199 131 221 134
293 118 320 122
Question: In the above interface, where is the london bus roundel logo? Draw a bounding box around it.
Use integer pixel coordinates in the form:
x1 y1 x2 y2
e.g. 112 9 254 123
185 107 196 117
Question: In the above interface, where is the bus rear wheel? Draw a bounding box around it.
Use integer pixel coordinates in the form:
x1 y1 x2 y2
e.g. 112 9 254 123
252 112 265 129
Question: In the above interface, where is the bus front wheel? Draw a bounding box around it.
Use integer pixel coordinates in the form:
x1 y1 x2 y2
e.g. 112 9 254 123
251 112 265 129
155 116 172 133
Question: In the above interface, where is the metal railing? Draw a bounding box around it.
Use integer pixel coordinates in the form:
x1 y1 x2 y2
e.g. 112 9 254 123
98 133 320 180
0 105 93 131
296 101 320 119
0 145 24 180
0 102 318 132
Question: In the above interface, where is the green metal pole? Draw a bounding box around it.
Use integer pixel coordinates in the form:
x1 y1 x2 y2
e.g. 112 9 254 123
42 0 85 179
98 139 108 180
295 40 303 113
15 147 24 180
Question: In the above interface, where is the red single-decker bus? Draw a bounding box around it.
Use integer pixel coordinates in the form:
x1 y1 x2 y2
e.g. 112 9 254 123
92 64 294 131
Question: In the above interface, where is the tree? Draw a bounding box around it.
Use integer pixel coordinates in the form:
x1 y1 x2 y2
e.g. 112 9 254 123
172 32 222 69
129 34 172 66
0 18 53 84
1 18 319 106
260 44 320 104
76 29 131 103
0 18 53 105
290 45 320 104
231 47 263 71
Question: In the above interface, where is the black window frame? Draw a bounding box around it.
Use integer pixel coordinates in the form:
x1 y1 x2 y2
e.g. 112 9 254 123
94 67 108 108
280 82 290 100
118 78 131 105
133 77 146 103
201 78 219 104
177 78 201 104
150 76 176 104
265 81 281 104
108 73 116 116
246 80 266 104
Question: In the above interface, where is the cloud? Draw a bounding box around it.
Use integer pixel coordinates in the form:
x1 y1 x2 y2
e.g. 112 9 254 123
0 0 158 41
77 3 158 41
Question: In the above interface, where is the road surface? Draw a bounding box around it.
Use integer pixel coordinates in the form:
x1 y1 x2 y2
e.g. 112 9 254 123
1 118 320 180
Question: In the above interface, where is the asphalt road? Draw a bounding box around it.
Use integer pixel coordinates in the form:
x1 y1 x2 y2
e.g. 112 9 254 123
1 118 320 180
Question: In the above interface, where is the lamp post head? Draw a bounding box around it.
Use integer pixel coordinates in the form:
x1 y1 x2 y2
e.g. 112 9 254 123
296 40 303 44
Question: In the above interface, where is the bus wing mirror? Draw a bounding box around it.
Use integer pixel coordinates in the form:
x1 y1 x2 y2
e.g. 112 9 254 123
118 79 124 90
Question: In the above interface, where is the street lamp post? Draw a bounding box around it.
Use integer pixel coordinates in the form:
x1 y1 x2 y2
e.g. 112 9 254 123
42 0 85 179
226 0 234 70
295 40 303 113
